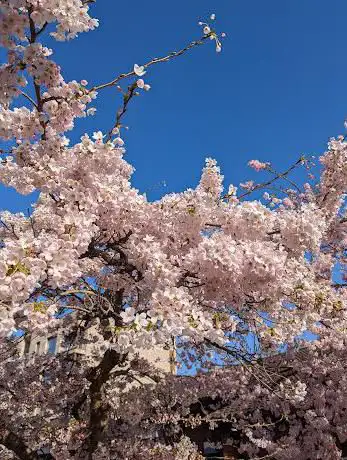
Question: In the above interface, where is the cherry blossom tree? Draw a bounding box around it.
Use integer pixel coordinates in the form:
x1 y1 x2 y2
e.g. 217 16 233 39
0 1 346 459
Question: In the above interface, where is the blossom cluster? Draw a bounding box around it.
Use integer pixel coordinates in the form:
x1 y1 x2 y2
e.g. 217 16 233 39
0 1 346 459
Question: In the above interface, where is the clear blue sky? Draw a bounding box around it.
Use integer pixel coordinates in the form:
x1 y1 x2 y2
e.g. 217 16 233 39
1 0 347 211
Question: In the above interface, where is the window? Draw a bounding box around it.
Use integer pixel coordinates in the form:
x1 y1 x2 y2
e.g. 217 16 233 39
24 337 30 354
41 370 51 385
203 442 223 458
36 341 41 354
47 336 57 354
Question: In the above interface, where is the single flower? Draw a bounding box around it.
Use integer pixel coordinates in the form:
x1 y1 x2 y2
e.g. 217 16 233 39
92 131 104 141
86 107 96 116
120 307 136 324
114 137 124 146
134 64 146 76
136 79 145 89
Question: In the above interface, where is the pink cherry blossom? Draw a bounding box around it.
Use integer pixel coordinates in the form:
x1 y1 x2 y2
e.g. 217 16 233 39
248 159 269 171
0 3 346 459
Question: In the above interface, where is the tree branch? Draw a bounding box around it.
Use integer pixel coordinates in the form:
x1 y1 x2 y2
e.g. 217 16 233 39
27 6 46 139
19 90 38 109
91 34 210 92
224 157 305 201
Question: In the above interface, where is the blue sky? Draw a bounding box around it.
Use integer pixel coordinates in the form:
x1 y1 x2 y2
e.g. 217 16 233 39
1 0 347 211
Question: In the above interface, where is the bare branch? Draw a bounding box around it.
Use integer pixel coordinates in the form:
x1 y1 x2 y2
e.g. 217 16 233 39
19 90 38 109
91 35 210 92
223 157 305 201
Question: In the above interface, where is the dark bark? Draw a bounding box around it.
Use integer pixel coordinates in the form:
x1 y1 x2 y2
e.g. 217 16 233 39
0 430 40 460
80 349 126 459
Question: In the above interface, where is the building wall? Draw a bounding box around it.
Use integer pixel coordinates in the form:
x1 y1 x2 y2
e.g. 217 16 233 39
18 331 64 357
17 325 176 375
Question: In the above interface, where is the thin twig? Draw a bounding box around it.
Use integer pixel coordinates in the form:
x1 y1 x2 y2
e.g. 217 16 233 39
224 157 305 201
91 35 210 92
105 81 137 142
19 90 38 109
266 165 302 193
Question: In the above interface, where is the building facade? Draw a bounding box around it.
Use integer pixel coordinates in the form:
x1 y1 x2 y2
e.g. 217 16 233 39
16 321 176 375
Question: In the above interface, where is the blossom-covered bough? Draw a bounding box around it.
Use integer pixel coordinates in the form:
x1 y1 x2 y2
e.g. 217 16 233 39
0 1 346 459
